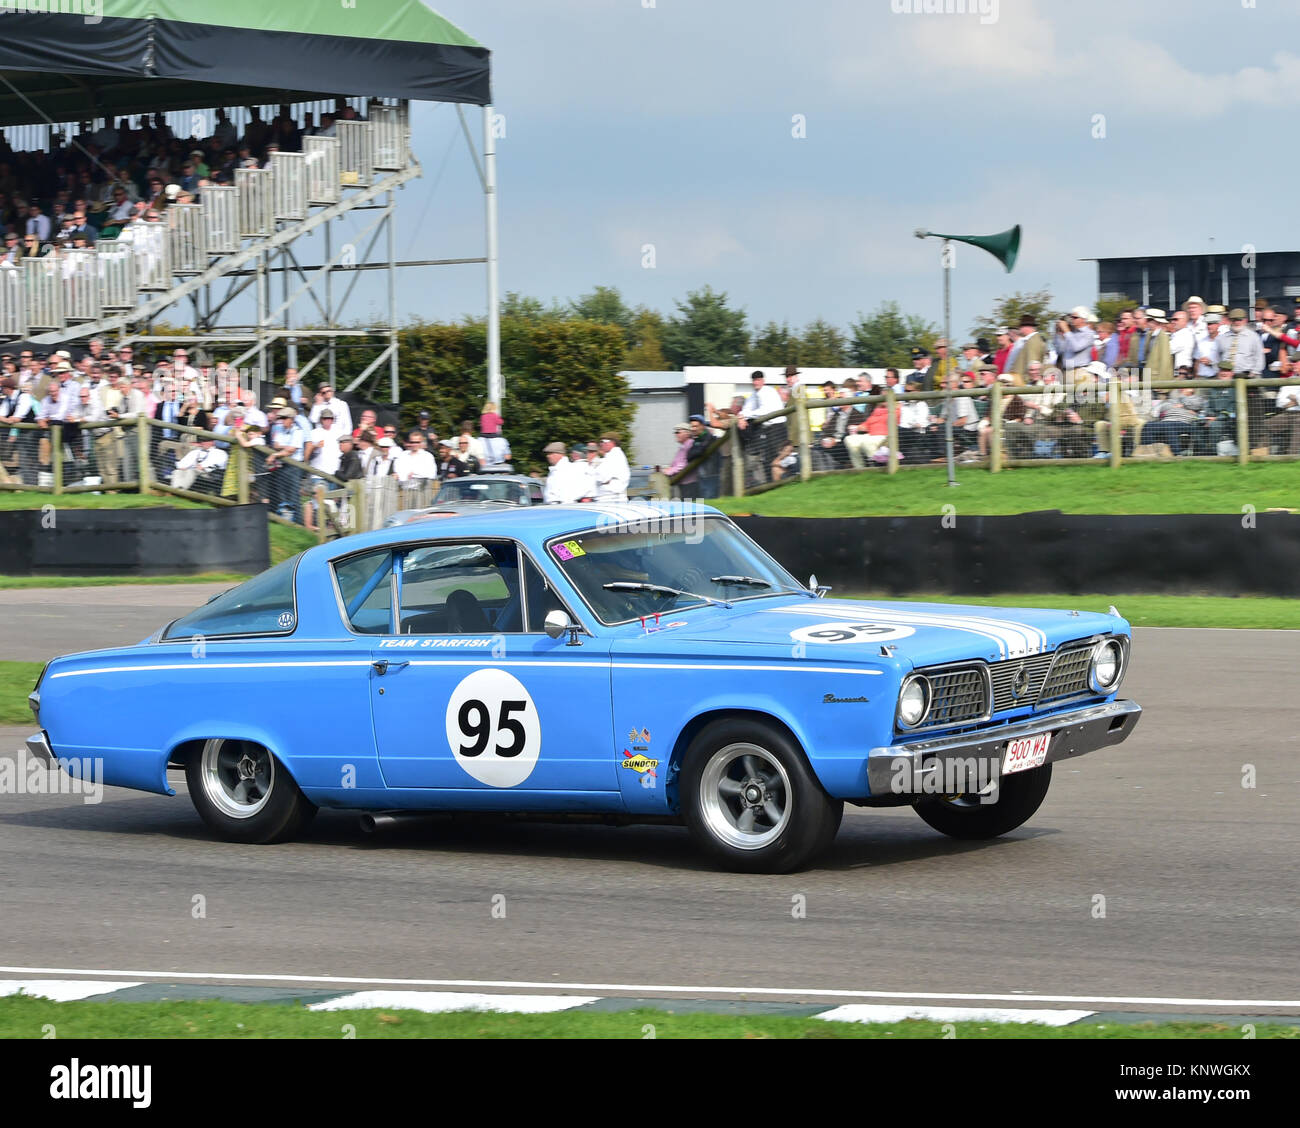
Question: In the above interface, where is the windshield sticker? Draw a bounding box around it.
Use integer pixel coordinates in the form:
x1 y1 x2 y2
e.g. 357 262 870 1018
551 540 586 562
790 622 916 645
276 612 295 630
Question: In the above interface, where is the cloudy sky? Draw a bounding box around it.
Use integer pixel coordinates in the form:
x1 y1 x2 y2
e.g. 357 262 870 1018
386 0 1298 338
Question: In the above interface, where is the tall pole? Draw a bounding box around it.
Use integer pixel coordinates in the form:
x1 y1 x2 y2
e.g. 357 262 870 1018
483 104 502 406
387 189 398 404
943 240 957 487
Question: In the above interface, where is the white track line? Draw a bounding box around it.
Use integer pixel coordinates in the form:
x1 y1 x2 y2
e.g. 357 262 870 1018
307 991 597 1014
0 979 143 1002
0 967 1296 1010
817 1005 1095 1026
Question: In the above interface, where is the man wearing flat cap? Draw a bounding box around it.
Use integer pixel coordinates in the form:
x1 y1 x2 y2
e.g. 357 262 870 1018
544 440 587 504
1217 309 1267 443
593 431 629 502
1006 315 1046 382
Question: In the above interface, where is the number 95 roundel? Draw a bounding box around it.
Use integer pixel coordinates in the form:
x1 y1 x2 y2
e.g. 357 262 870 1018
445 669 541 787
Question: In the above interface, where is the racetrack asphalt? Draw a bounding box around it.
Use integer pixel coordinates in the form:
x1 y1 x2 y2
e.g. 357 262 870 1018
1 585 1297 1015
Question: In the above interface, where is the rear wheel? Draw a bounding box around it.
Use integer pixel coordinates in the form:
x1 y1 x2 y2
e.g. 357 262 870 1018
186 738 316 844
914 763 1052 840
682 719 842 873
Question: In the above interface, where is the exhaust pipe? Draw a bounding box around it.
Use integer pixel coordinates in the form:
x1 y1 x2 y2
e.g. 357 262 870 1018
359 811 441 835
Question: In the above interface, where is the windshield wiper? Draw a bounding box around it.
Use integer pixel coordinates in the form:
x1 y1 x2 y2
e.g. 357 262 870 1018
602 581 733 609
710 575 771 588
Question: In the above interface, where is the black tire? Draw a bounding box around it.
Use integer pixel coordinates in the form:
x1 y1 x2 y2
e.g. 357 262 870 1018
185 738 317 844
914 763 1052 840
681 719 843 873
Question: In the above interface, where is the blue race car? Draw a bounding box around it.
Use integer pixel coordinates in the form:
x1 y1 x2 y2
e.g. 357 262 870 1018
26 502 1141 872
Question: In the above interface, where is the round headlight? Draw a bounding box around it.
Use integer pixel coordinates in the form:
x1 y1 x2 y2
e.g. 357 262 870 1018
898 675 931 728
1090 639 1123 692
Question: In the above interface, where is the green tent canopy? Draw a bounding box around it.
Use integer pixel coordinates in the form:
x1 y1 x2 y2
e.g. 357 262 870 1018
0 0 490 127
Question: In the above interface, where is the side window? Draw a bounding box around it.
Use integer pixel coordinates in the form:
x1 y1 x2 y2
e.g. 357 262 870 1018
522 553 567 632
334 550 394 635
163 554 299 640
398 542 520 635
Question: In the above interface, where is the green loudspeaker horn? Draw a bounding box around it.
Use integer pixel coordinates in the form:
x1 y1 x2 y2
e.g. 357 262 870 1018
914 225 1020 272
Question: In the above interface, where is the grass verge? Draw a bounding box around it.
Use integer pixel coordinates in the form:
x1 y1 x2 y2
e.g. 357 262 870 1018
713 462 1300 518
0 996 1293 1039
0 661 43 724
0 491 204 511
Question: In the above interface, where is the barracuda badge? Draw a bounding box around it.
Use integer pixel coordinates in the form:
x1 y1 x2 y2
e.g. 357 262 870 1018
1012 663 1031 699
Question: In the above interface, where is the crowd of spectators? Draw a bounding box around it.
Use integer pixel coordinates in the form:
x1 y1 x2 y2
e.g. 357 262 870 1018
666 296 1300 489
0 339 515 532
542 432 632 503
0 99 370 262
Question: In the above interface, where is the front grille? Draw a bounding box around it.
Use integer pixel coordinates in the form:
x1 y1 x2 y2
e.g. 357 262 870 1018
988 653 1055 713
1037 644 1095 704
925 666 989 727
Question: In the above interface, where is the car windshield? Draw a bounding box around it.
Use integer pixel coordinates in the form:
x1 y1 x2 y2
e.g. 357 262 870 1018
547 516 803 624
436 479 524 504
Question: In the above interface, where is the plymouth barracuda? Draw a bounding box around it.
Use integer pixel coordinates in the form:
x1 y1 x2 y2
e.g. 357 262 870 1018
26 501 1141 872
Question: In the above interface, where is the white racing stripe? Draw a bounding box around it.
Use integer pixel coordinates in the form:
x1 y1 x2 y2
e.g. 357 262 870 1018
771 602 1051 657
53 659 881 679
816 1005 1094 1026
2 967 1297 1010
764 605 1019 658
854 605 1046 657
307 991 597 1014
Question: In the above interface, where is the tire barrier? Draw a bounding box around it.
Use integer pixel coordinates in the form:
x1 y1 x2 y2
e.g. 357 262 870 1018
733 512 1300 597
0 503 270 577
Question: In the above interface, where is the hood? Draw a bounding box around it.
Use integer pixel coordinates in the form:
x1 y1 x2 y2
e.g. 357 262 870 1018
616 595 1124 667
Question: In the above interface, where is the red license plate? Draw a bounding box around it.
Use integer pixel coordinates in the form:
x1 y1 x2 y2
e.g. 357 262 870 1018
1003 732 1050 775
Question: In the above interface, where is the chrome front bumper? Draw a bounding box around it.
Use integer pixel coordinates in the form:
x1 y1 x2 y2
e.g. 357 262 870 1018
866 699 1142 797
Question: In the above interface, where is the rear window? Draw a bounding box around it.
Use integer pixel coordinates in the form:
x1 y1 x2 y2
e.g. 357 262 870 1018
162 554 301 640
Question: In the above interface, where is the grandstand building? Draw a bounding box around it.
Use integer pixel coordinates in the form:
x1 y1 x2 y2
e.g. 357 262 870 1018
0 1 496 405
1087 249 1300 313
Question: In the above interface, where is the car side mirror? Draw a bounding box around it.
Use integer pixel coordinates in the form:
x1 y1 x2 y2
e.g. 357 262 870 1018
544 609 581 645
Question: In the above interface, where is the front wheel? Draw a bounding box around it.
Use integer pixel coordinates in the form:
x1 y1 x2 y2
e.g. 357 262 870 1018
681 720 843 873
914 763 1052 840
186 738 316 844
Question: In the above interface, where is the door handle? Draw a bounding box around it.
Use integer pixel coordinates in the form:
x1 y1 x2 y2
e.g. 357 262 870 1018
372 660 410 676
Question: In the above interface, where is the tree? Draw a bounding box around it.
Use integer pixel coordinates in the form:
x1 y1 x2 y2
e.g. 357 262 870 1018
661 285 749 368
500 291 566 322
570 285 634 340
1094 294 1136 326
848 301 938 368
624 307 670 371
391 316 633 472
798 318 848 367
971 289 1061 343
746 320 798 366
